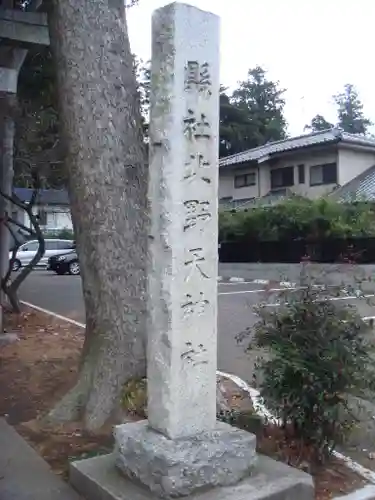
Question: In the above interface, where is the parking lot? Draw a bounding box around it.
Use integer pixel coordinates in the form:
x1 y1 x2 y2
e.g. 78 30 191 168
19 263 375 384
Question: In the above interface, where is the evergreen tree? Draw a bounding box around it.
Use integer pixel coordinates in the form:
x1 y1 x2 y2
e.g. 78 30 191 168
131 65 289 157
230 66 288 149
334 83 372 135
306 84 372 136
304 114 333 133
219 86 253 157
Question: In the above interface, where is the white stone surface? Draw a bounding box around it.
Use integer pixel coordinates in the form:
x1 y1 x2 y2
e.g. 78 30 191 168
147 2 220 439
334 485 375 499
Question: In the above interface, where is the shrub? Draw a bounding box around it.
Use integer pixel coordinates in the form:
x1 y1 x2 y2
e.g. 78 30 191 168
43 228 75 240
240 265 375 462
219 196 375 243
56 228 75 240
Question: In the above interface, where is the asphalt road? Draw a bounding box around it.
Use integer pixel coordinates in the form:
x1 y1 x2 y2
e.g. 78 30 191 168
16 265 375 469
18 264 375 385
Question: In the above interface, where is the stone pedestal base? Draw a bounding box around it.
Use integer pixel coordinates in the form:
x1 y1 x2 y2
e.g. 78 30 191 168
114 420 257 498
70 452 314 500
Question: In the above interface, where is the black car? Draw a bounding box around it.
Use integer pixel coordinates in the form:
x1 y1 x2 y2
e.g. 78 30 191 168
47 250 80 275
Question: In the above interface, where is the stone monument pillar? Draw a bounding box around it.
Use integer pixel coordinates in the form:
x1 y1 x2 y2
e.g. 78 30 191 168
146 0 220 441
113 2 256 497
69 4 314 499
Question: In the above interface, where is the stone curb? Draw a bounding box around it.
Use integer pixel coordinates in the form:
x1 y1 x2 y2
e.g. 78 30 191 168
0 418 81 500
334 485 375 499
219 277 297 287
20 301 86 328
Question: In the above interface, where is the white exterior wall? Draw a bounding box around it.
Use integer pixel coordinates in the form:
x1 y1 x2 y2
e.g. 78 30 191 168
9 204 72 248
337 146 375 186
219 165 259 200
45 208 72 230
218 172 236 199
219 147 339 201
23 204 73 230
267 149 338 199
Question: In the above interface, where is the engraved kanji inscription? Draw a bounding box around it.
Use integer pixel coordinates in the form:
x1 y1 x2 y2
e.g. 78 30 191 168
183 109 211 141
181 292 209 319
185 247 210 282
181 341 208 366
185 61 199 89
199 62 211 92
184 200 211 231
184 153 211 184
184 61 212 96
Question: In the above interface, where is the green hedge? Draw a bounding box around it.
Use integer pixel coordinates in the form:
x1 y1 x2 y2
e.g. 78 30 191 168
219 197 375 242
43 228 75 240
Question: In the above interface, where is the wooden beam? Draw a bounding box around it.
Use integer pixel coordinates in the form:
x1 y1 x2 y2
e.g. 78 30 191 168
0 8 49 47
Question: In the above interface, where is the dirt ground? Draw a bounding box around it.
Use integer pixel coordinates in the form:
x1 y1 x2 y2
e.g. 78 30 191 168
0 308 113 478
0 306 371 498
258 425 367 499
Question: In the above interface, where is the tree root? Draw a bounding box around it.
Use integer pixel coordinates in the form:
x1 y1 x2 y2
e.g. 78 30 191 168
45 365 92 424
47 352 146 431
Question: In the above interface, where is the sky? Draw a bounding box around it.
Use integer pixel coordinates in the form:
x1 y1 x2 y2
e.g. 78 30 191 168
127 0 375 137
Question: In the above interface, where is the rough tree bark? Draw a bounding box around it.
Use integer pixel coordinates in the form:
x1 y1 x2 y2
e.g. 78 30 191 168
0 94 16 313
47 0 148 430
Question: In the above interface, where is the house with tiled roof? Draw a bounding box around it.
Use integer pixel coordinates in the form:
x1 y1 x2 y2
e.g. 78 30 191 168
219 128 375 209
12 188 72 234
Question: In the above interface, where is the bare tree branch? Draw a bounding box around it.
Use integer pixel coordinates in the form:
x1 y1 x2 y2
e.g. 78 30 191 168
4 219 21 247
29 168 39 205
8 202 44 301
7 216 33 235
0 188 24 212
2 220 21 298
26 0 43 10
15 157 32 169
0 166 44 312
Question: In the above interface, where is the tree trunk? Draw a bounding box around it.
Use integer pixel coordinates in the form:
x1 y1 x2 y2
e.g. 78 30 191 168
47 0 148 430
0 95 16 311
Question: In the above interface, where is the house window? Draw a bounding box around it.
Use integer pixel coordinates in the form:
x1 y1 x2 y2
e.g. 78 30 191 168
270 166 294 190
298 164 305 184
310 163 337 186
234 173 256 188
47 212 58 228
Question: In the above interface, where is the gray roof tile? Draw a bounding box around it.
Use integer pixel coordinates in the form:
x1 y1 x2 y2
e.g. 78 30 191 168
219 129 375 168
219 189 290 211
14 188 69 205
331 165 375 202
